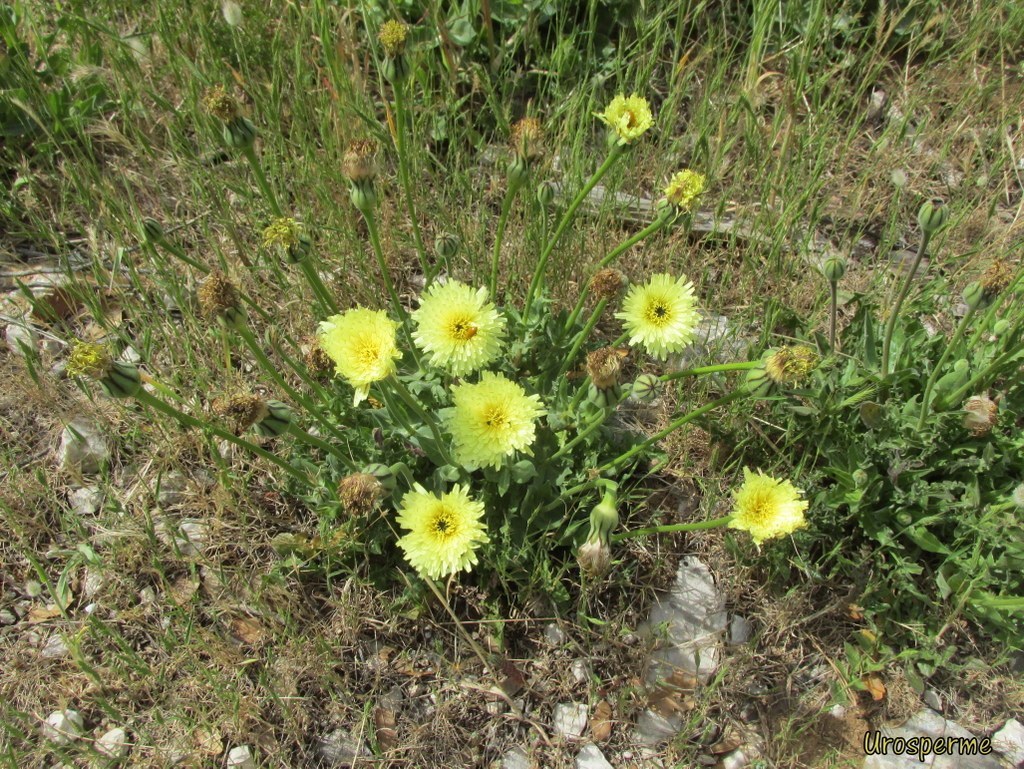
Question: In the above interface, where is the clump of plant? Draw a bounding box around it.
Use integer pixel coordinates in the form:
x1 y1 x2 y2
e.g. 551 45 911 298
66 21 813 607
749 198 1024 682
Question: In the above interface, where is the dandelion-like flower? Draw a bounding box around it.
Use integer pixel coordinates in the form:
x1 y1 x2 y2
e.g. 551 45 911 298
378 20 408 57
615 273 699 360
318 308 401 405
963 395 998 437
597 94 654 145
728 468 809 547
980 261 1013 299
262 217 301 250
664 169 706 211
212 393 269 432
1012 483 1024 509
412 280 505 376
67 341 113 379
197 271 243 326
765 346 820 386
447 372 545 470
396 484 489 579
587 347 627 390
202 86 239 122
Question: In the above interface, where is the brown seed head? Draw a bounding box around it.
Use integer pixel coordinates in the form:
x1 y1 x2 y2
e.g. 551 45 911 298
202 86 239 122
212 393 268 431
378 20 408 57
304 338 335 379
198 271 241 321
338 473 383 516
979 261 1013 298
342 140 378 184
510 117 543 161
577 539 612 577
963 395 998 437
587 347 627 390
590 268 627 301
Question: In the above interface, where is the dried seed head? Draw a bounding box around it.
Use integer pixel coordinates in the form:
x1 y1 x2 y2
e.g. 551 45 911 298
198 271 242 323
342 140 377 184
587 347 627 390
212 393 268 431
262 217 301 250
338 473 384 516
1012 483 1024 509
590 268 627 301
577 539 612 577
304 338 335 378
378 20 408 57
980 261 1013 298
510 117 543 162
963 395 998 437
66 341 113 379
202 86 239 122
765 346 819 386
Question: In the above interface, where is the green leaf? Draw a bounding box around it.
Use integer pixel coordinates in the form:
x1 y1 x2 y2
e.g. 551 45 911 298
903 525 950 555
511 460 536 483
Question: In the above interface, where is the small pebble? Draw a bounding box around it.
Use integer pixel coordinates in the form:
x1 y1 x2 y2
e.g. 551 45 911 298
96 727 130 759
42 710 83 745
226 745 255 768
553 703 588 740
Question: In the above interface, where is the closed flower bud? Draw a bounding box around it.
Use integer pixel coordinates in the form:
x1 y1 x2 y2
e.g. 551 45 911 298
100 361 142 399
338 472 383 516
507 154 529 188
586 347 626 390
342 140 377 184
852 469 869 488
363 462 398 492
434 232 460 260
588 382 621 409
254 400 294 437
286 234 313 264
630 373 660 403
992 319 1011 337
963 394 998 437
917 197 948 235
382 53 410 84
223 116 257 150
588 489 619 542
962 281 987 311
141 217 165 243
349 181 378 213
537 181 557 208
744 366 775 397
822 256 847 283
577 539 612 577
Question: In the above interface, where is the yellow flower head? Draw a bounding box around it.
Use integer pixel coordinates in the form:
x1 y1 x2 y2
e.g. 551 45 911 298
447 372 545 470
378 20 408 57
317 308 401 405
765 346 819 386
396 483 489 579
597 94 654 145
728 468 809 547
664 169 706 211
615 273 700 361
202 85 239 122
66 341 113 378
412 280 505 377
262 217 301 250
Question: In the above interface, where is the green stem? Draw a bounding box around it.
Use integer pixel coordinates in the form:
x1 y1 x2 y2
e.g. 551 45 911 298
241 146 283 218
557 298 608 381
522 147 624 328
660 360 760 383
297 258 339 315
881 229 931 377
392 81 429 278
829 279 838 350
551 407 609 460
612 515 734 542
490 178 522 299
918 305 978 429
363 207 407 321
286 424 355 471
947 340 1024 406
598 390 747 474
133 389 310 484
387 375 451 465
968 267 1024 349
219 325 232 375
562 215 668 334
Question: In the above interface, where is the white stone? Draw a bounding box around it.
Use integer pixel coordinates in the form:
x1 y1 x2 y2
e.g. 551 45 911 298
315 728 370 765
0 609 16 625
722 747 752 769
41 634 70 659
5 322 37 356
156 471 188 507
544 623 567 646
862 709 1003 769
575 743 613 769
83 568 104 598
729 615 752 645
500 746 531 769
633 708 683 748
96 727 130 759
640 557 726 686
553 703 588 740
58 418 110 474
226 745 255 768
570 659 591 684
993 719 1024 766
69 486 103 516
42 710 83 745
175 521 208 556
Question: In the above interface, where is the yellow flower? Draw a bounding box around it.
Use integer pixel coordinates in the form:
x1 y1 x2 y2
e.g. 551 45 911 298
378 20 408 57
412 280 505 376
764 346 819 386
615 273 700 360
447 372 545 470
597 94 654 145
728 468 808 547
262 217 301 250
396 484 489 579
66 341 113 378
317 308 401 405
664 169 706 211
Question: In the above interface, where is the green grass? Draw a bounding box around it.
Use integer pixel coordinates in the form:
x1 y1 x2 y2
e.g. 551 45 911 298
2 0 1024 766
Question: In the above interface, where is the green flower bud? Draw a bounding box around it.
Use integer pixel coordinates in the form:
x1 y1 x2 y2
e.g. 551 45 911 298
537 181 557 208
588 382 620 409
285 234 313 264
992 319 1010 337
917 197 948 235
99 361 142 399
254 400 294 437
223 116 257 150
852 469 869 488
744 366 775 398
434 232 460 261
822 256 847 283
630 373 660 403
141 218 165 243
364 462 397 492
507 154 529 188
383 54 410 84
896 511 913 526
349 181 378 214
588 488 619 543
962 281 988 311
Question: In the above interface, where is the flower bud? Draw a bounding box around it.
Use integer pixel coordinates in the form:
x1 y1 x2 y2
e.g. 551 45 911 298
852 469 869 488
588 381 621 409
992 319 1011 337
588 488 619 542
100 361 142 399
286 234 313 264
630 373 660 403
822 256 847 283
537 181 557 208
434 232 460 261
349 181 378 214
254 400 294 437
744 366 775 397
141 217 165 243
363 462 397 492
962 281 987 311
507 154 529 188
963 395 998 437
382 54 410 84
223 116 257 150
917 197 948 235
65 341 142 399
577 539 612 577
